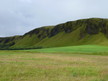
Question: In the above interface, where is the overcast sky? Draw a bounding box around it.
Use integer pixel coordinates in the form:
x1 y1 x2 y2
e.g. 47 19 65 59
0 0 108 37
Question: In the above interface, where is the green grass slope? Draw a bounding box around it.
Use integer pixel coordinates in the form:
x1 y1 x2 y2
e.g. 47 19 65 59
33 29 108 47
25 45 108 55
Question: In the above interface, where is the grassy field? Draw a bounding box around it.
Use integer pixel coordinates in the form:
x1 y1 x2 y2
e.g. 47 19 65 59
0 45 108 81
26 45 108 54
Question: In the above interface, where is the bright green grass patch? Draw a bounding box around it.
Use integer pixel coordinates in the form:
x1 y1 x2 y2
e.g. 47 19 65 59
25 45 108 54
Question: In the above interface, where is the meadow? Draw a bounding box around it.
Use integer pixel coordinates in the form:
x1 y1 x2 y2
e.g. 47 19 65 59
26 45 108 54
0 45 108 81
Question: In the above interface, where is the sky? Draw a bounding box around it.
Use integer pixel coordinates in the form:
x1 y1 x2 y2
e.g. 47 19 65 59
0 0 108 37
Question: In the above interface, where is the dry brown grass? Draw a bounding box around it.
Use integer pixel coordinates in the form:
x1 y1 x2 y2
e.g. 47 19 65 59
0 51 108 81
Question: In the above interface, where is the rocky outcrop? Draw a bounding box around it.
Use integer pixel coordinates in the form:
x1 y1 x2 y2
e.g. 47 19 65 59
24 18 108 40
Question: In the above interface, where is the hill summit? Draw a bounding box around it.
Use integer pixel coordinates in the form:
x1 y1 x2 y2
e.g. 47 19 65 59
0 18 108 49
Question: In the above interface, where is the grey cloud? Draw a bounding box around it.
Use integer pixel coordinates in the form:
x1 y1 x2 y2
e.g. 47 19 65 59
0 0 108 37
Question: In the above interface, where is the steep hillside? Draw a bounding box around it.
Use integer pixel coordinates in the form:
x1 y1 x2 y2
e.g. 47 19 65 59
0 18 108 49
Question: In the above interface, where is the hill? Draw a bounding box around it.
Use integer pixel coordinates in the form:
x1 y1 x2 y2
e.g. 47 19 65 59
0 18 108 49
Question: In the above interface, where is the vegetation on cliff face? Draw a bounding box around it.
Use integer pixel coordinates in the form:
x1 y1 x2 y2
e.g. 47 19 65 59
0 18 108 49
